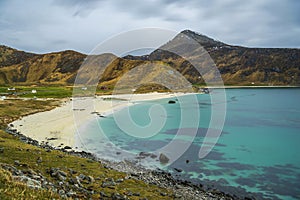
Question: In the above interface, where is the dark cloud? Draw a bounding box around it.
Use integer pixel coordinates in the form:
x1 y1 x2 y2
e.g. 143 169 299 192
0 0 299 53
52 0 103 17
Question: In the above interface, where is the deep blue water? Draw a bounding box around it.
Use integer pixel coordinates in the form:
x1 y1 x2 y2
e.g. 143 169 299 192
77 89 300 199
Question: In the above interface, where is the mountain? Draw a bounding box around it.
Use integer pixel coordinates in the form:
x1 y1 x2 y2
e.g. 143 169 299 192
0 30 299 87
0 46 85 85
0 45 36 68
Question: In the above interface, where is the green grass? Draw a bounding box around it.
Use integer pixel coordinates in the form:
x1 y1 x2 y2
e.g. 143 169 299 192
0 167 61 200
0 86 121 98
0 86 73 98
0 99 59 129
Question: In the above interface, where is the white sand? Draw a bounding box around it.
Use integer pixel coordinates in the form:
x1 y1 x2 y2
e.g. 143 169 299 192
12 93 183 148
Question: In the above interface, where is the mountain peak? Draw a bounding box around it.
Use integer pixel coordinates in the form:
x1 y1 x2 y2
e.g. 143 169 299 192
180 29 227 48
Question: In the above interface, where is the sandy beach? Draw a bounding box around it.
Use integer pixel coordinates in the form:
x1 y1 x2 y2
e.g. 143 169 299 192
12 92 183 148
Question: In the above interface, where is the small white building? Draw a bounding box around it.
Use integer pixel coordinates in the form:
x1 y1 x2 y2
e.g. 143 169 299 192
32 89 37 94
7 87 15 91
0 96 6 100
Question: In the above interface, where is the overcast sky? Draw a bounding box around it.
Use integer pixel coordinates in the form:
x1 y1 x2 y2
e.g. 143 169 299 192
0 0 299 54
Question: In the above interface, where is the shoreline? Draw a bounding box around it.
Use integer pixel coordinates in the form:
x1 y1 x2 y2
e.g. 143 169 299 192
6 91 268 199
11 92 188 148
5 126 259 200
206 85 300 89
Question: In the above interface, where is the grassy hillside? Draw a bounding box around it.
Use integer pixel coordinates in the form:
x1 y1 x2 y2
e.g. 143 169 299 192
0 30 299 87
0 48 85 85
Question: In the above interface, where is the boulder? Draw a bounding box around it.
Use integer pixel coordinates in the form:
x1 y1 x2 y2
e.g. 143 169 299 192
159 153 169 164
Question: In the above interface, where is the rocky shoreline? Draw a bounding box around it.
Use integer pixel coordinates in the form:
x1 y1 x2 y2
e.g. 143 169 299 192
5 126 262 200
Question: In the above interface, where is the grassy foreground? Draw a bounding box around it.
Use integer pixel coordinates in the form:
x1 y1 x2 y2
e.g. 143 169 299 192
0 99 173 199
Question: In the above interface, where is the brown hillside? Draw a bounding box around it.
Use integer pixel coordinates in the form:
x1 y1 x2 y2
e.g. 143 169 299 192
0 30 299 86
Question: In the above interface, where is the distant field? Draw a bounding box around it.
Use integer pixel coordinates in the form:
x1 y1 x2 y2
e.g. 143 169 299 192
0 86 117 98
0 86 72 98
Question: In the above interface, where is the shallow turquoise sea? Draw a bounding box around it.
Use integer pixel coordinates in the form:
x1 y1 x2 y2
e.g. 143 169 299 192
78 89 300 199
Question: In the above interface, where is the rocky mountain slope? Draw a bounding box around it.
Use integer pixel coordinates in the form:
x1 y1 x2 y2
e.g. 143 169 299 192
0 30 299 86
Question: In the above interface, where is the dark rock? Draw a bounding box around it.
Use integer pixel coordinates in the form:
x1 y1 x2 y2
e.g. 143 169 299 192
24 169 37 176
174 193 182 198
138 152 157 159
132 192 140 196
63 146 72 150
168 100 176 104
69 168 77 175
87 175 95 183
159 153 169 164
174 168 183 173
139 152 151 157
126 191 133 196
49 168 67 181
160 192 167 196
116 178 124 183
150 154 157 159
100 191 109 197
46 137 58 141
58 189 66 197
101 180 116 188
78 174 86 180
36 157 42 163
218 178 229 185
111 192 126 200
14 160 20 166
58 170 67 177
46 149 51 153
66 190 76 197
0 147 4 153
69 177 77 185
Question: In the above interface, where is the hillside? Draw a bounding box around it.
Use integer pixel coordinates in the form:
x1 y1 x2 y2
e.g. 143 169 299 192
0 47 86 85
0 30 299 87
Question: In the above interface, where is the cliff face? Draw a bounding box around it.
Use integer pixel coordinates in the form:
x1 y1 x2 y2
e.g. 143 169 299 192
0 30 299 86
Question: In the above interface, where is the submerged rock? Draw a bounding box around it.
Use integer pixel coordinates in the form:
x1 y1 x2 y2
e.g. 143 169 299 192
168 100 176 104
174 168 183 173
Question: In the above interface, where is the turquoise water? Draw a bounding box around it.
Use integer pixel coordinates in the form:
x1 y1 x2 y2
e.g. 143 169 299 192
78 89 300 199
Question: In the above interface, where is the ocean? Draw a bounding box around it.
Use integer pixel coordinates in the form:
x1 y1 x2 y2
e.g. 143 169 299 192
77 89 300 199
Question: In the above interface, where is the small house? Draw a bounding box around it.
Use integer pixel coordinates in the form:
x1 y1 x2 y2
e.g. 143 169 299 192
32 89 37 94
7 87 15 91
